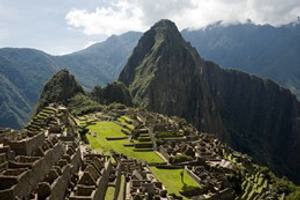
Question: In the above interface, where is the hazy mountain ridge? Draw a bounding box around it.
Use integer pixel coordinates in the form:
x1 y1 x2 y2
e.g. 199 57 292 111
119 19 300 183
0 48 58 128
0 74 31 128
182 20 300 97
54 31 142 88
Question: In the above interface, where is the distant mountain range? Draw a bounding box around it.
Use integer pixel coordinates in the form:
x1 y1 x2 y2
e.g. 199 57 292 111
1 20 300 128
182 20 300 97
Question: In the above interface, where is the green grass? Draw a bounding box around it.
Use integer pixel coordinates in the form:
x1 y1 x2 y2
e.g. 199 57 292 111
120 115 133 123
118 115 134 130
118 175 125 200
150 167 199 198
105 186 115 200
86 121 162 163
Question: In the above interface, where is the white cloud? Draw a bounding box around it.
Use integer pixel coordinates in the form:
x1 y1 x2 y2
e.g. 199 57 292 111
66 0 300 35
65 1 145 35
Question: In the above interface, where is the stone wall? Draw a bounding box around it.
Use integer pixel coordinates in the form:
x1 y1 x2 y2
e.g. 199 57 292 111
7 132 45 156
70 146 82 173
95 160 113 200
158 146 170 162
185 167 202 185
113 163 122 200
0 142 64 200
69 158 113 200
47 164 72 200
192 188 235 200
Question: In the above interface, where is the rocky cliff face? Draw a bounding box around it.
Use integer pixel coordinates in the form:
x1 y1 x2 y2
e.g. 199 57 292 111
204 62 300 182
119 19 300 183
36 69 84 112
119 20 224 134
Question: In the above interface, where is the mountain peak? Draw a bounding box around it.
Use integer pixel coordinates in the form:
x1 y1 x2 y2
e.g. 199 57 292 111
36 69 84 112
53 69 71 77
151 19 179 31
119 19 196 87
150 19 183 43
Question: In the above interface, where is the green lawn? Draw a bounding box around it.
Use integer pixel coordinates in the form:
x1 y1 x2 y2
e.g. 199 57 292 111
86 121 162 163
105 186 115 200
118 175 126 200
150 167 199 198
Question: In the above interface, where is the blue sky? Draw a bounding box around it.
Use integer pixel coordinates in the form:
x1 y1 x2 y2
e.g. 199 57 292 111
0 0 107 55
1 0 299 55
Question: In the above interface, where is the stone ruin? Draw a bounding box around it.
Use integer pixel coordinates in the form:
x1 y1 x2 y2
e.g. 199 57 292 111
0 104 86 200
69 154 111 200
112 153 169 200
0 104 286 200
0 105 173 200
120 109 281 200
0 105 82 200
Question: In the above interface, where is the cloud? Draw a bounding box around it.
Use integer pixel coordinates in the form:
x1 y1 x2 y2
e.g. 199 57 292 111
65 0 300 35
65 1 145 35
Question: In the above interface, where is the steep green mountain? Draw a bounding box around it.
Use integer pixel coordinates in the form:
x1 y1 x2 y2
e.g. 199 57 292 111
0 32 141 128
0 48 59 102
36 69 84 111
119 19 300 183
0 74 31 129
0 48 58 128
182 20 300 97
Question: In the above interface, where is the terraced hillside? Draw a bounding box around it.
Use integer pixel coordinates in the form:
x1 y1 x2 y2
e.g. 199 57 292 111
25 106 58 133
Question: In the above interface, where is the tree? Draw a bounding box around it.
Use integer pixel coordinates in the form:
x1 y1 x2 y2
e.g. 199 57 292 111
180 170 185 186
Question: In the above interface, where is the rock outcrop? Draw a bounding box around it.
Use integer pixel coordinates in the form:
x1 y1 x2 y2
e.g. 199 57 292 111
36 69 84 112
119 19 300 183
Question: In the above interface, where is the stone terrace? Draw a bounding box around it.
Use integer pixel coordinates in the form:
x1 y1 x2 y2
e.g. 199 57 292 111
0 104 83 200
